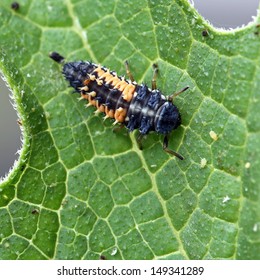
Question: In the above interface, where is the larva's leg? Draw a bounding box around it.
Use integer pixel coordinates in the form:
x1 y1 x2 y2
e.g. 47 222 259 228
137 133 144 150
168 86 189 102
152 63 159 90
125 61 135 82
112 123 125 133
163 135 184 160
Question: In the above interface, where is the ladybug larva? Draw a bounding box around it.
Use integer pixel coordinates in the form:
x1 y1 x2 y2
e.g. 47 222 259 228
49 52 189 160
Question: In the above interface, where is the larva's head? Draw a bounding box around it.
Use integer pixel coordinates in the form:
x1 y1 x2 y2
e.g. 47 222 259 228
154 86 189 134
154 102 181 134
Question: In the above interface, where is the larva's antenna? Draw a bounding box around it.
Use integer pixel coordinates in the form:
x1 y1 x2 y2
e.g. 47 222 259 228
163 135 184 160
168 86 189 102
49 52 65 64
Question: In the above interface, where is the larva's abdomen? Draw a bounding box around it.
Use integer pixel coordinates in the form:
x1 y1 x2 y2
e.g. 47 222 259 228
63 61 135 124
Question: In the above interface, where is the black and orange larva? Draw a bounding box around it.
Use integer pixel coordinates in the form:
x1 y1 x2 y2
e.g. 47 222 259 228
49 52 189 160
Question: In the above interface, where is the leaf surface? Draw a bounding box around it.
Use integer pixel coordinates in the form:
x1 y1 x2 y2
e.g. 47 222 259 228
0 0 260 259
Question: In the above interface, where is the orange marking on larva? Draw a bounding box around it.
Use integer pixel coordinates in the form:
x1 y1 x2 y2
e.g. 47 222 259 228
96 69 121 87
114 80 128 92
80 85 89 91
115 107 127 123
81 93 89 100
96 79 103 85
96 100 105 113
83 79 91 85
85 95 91 104
92 67 106 80
109 110 115 118
88 74 96 81
122 84 136 102
99 71 112 81
87 93 97 106
89 91 96 97
105 75 121 86
98 104 105 113
105 107 115 118
90 99 97 106
94 67 105 76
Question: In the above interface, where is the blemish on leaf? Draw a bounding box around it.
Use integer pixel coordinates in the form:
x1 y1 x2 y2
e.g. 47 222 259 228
202 29 209 37
253 223 258 232
11 2 20 11
200 158 207 168
222 196 230 203
209 130 218 141
111 247 117 256
31 209 39 215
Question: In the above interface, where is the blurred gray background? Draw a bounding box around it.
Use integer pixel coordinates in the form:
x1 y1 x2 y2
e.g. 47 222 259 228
0 0 259 177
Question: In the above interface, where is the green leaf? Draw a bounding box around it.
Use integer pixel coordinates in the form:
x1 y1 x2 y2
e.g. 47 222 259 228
0 0 260 260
